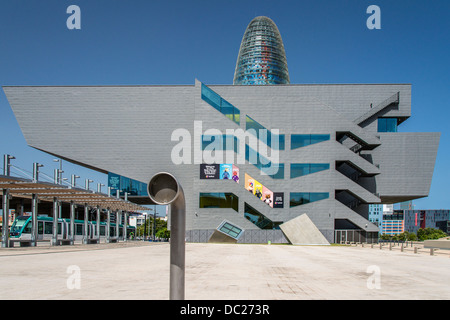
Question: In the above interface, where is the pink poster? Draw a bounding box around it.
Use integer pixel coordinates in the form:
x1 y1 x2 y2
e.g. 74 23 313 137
262 186 273 208
232 165 239 184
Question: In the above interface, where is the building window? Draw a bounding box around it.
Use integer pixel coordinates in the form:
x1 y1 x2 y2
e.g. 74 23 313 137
202 134 238 152
378 118 398 132
201 84 240 125
199 193 239 212
290 192 329 208
244 203 281 230
217 221 243 239
291 134 330 149
290 163 330 179
108 172 148 196
246 144 284 179
246 115 285 150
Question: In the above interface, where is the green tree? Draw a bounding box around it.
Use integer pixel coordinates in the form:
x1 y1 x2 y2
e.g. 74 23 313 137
407 232 417 241
417 227 447 241
380 234 391 240
156 227 170 239
137 216 168 239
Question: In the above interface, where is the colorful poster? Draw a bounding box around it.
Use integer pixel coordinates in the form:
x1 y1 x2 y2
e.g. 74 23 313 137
200 164 239 184
245 173 281 208
245 173 254 193
262 186 274 208
232 165 240 184
220 164 233 180
253 179 263 200
200 164 220 179
273 192 284 208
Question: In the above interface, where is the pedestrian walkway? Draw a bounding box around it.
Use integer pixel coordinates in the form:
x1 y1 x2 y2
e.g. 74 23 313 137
0 242 449 299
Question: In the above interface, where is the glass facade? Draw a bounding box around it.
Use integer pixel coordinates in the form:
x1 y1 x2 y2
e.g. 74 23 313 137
291 134 330 149
290 163 330 179
246 144 284 179
378 118 398 132
201 84 240 125
245 115 285 150
108 172 148 196
290 192 329 208
244 203 281 229
234 16 290 85
202 134 238 152
199 192 239 212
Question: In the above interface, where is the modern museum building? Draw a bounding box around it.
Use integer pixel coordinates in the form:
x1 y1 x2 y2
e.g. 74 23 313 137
3 17 440 244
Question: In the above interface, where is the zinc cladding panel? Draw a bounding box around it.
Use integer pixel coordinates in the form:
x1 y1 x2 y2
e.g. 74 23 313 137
3 85 196 189
368 132 440 200
210 83 411 129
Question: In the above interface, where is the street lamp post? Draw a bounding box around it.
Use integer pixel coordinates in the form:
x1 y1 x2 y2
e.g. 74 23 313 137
85 179 94 192
3 154 15 176
71 175 80 188
53 159 63 184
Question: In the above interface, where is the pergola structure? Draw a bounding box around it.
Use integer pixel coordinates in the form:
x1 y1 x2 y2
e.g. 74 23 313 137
0 174 148 247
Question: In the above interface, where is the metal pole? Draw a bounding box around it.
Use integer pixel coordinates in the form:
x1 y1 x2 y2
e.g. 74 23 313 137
144 213 147 241
147 172 186 300
115 211 119 239
3 155 8 176
3 154 15 176
52 197 58 246
123 212 127 242
83 204 89 244
59 160 63 184
31 194 38 247
2 189 10 248
85 179 93 192
153 210 156 241
70 201 75 245
96 206 100 242
106 208 111 243
53 169 59 184
33 163 43 182
71 175 80 188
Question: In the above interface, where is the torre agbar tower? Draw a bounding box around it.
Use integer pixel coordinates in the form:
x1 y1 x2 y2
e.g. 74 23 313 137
3 16 439 244
234 16 290 85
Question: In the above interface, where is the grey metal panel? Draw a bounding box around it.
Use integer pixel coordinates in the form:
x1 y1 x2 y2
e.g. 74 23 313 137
370 132 440 202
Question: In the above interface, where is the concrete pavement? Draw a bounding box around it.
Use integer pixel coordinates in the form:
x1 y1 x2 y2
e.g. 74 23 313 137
0 242 449 300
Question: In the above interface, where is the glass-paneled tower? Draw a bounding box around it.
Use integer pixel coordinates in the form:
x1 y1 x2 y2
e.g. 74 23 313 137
233 16 290 85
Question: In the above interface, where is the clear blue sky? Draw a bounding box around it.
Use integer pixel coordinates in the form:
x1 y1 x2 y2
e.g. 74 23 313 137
0 0 449 210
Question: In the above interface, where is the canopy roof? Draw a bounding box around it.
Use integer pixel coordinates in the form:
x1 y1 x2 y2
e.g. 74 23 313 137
0 175 148 212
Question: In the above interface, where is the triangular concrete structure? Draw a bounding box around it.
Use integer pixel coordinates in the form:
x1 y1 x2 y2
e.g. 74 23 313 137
280 213 330 245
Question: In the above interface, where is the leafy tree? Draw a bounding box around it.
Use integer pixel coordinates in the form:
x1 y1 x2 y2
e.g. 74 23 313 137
156 227 170 239
417 228 447 241
380 234 391 240
137 216 168 239
380 228 445 242
406 232 417 241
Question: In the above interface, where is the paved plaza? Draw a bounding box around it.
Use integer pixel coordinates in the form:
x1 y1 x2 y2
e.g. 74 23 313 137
0 242 449 300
